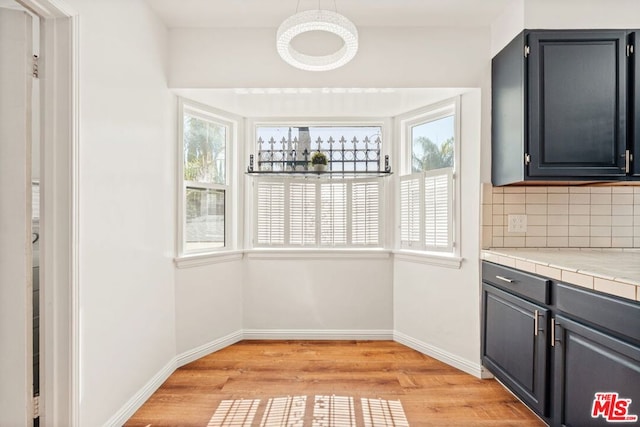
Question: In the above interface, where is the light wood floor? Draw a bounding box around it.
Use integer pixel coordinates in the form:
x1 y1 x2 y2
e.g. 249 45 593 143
125 340 545 426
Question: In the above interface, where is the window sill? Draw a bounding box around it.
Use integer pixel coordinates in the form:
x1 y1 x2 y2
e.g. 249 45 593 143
246 170 393 179
245 248 392 260
393 250 463 269
174 250 244 269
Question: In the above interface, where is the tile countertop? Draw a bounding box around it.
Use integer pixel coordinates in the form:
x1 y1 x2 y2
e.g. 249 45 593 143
481 248 640 302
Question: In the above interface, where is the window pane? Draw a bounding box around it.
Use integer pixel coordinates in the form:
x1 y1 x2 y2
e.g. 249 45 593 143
185 187 225 251
256 126 382 172
184 113 226 184
411 116 454 173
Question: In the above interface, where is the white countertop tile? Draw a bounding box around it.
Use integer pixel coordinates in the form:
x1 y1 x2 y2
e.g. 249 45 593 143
482 248 640 302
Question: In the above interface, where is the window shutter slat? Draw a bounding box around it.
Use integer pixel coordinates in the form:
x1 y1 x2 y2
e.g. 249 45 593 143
256 181 285 245
424 169 452 251
320 182 347 245
351 180 380 245
400 175 421 247
289 182 316 245
400 168 453 252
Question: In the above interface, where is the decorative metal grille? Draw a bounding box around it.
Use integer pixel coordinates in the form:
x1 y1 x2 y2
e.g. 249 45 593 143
255 128 383 172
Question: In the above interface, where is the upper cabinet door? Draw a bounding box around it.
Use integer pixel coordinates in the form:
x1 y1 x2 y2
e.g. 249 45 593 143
528 31 628 178
632 31 640 177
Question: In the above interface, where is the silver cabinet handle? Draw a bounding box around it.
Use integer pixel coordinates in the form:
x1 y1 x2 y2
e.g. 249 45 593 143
625 150 631 173
495 275 514 283
534 310 539 336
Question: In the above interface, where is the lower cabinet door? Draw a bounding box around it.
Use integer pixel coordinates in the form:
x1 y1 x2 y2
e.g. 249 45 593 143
553 315 640 427
482 284 549 416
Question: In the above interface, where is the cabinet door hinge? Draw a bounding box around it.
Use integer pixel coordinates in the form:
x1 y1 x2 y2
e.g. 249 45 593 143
32 55 39 79
524 153 531 165
524 45 530 58
627 44 634 57
33 395 39 419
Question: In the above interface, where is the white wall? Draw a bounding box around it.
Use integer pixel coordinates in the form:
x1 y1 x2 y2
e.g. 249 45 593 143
244 256 393 335
491 0 640 61
62 0 176 425
525 0 640 29
175 260 243 354
490 0 524 57
394 90 484 376
170 27 491 88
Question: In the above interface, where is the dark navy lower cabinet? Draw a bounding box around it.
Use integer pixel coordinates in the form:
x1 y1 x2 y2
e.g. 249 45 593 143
553 317 640 427
481 261 640 426
482 284 550 417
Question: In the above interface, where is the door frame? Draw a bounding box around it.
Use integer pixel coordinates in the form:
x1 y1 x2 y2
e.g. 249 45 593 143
17 0 79 425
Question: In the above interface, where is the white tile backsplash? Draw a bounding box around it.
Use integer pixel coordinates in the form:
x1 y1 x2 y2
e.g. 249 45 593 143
613 187 634 194
613 194 634 205
481 184 640 249
548 186 569 193
548 193 569 204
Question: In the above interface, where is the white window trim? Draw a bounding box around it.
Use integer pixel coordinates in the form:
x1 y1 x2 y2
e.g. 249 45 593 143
176 98 241 261
246 117 392 251
394 97 462 265
245 248 391 260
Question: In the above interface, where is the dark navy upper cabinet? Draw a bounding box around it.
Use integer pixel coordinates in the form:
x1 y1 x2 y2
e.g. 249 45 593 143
528 31 627 178
492 30 635 185
632 31 640 177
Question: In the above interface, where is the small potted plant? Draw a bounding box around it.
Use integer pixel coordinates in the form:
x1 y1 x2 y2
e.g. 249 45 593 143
311 151 328 172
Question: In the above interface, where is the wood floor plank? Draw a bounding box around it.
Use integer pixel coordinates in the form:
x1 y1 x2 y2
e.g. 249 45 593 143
125 340 544 426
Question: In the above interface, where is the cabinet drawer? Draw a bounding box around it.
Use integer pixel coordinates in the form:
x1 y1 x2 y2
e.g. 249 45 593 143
482 261 550 304
556 283 640 344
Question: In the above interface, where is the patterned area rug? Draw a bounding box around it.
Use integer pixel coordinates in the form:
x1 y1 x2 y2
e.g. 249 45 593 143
207 395 409 427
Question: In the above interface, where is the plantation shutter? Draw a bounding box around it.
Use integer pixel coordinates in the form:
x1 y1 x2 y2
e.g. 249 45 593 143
254 177 382 248
424 168 453 251
320 182 347 246
256 180 285 245
399 174 421 248
351 180 380 245
289 182 316 245
399 169 453 252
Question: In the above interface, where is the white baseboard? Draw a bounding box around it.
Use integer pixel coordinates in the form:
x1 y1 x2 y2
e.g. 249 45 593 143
105 330 243 427
176 330 244 367
104 358 177 427
393 331 484 378
242 329 394 341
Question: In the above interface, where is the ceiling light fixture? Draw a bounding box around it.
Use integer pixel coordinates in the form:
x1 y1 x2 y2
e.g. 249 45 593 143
276 4 358 72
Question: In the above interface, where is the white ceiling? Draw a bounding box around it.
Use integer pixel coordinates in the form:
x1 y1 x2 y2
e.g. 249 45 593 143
145 0 512 29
